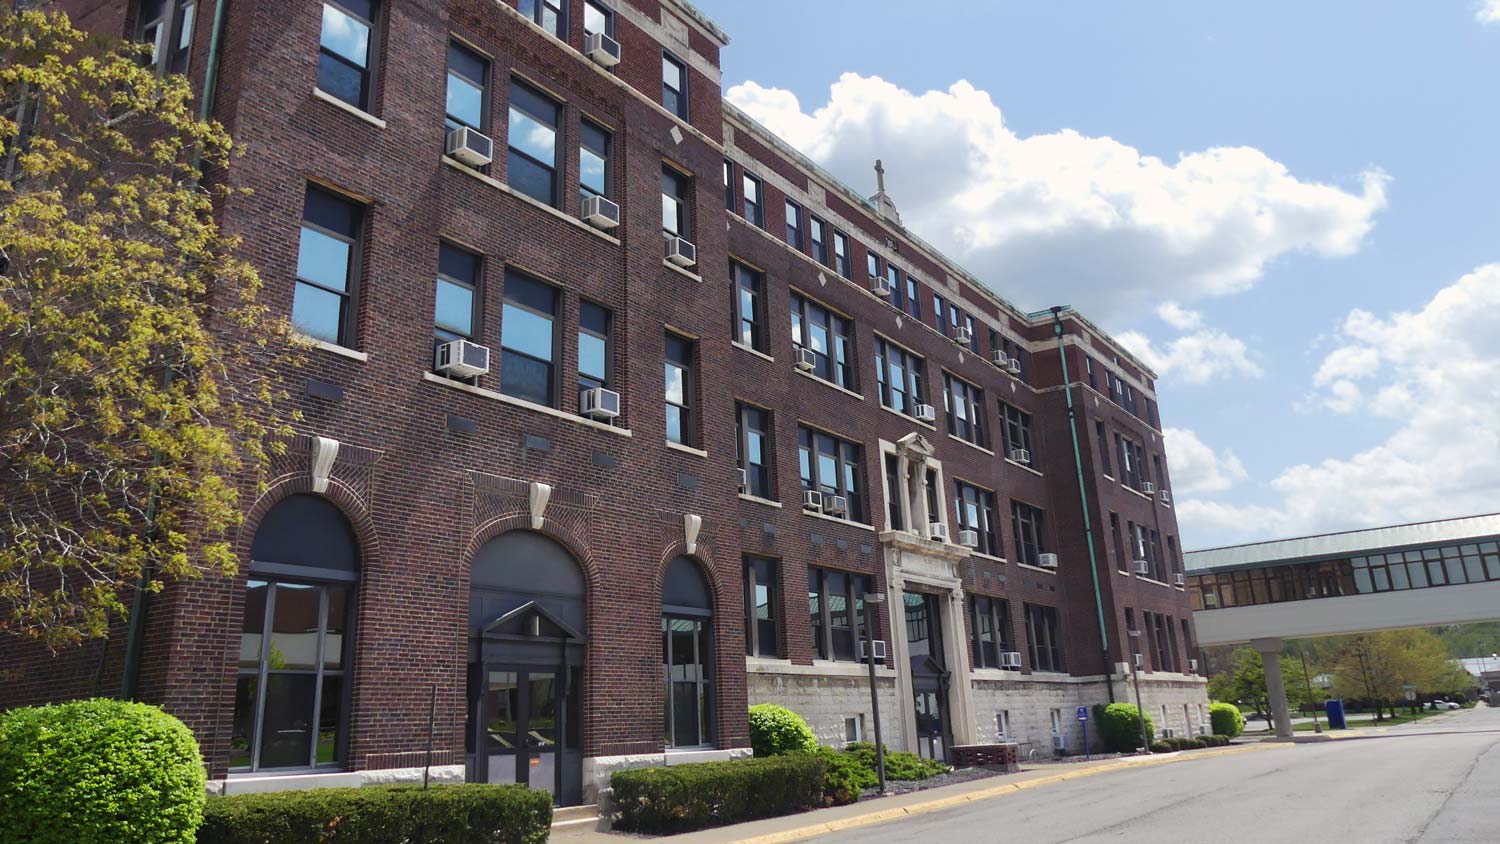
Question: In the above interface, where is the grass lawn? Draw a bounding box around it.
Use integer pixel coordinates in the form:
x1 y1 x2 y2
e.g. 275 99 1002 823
1290 709 1447 731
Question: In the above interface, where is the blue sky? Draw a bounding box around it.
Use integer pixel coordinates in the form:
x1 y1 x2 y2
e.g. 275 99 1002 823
695 0 1500 549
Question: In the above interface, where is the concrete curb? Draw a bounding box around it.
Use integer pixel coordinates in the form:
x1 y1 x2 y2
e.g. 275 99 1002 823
720 743 1293 844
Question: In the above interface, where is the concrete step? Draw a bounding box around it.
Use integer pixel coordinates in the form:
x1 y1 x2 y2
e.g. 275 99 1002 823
552 804 600 829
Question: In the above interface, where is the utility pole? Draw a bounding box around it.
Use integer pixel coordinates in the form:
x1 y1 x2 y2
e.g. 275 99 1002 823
862 591 888 794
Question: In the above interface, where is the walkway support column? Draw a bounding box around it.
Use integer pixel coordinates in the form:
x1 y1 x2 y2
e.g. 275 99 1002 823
1253 637 1293 739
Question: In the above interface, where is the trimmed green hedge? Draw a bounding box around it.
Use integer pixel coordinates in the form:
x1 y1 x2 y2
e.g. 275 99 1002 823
610 755 826 834
843 742 950 780
809 746 876 805
1149 735 1229 752
0 698 207 844
1093 703 1155 753
1209 701 1246 738
197 784 553 844
748 703 817 757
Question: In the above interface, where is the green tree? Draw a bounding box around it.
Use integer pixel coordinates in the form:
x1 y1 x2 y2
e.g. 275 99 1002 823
1329 630 1471 719
1208 646 1276 729
0 10 295 650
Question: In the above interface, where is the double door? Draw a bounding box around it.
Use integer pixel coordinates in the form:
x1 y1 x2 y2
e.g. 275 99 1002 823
468 663 582 805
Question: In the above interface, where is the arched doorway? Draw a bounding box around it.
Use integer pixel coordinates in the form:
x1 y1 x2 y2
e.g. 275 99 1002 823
467 531 585 806
662 556 713 748
231 494 360 773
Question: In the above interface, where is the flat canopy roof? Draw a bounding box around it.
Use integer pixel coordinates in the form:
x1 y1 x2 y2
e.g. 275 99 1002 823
1185 513 1500 574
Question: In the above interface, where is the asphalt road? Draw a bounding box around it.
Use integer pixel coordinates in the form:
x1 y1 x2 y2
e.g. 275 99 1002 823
805 705 1500 844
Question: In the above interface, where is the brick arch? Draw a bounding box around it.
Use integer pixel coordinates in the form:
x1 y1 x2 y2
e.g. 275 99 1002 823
238 476 382 568
655 541 727 620
464 515 602 599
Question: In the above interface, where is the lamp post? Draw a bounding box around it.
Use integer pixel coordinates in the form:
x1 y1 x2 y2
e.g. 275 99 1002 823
1297 642 1321 734
1128 629 1149 753
862 591 888 794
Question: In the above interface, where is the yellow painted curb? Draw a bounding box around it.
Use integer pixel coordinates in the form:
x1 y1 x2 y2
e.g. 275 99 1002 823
724 743 1291 844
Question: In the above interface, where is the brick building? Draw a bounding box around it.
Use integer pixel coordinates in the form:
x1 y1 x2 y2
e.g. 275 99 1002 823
9 0 1206 806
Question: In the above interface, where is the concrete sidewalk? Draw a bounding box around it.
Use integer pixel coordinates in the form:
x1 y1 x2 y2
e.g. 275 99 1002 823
553 742 1292 844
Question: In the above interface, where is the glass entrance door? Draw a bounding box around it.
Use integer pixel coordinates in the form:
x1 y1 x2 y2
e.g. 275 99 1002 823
471 665 581 803
905 591 951 762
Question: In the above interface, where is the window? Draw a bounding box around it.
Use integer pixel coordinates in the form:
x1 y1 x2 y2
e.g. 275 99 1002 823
791 293 856 390
954 481 1000 557
507 80 558 206
866 252 881 285
810 216 830 265
964 314 978 351
583 0 612 38
875 338 926 416
970 595 1014 669
662 557 713 748
662 52 688 118
808 566 873 661
664 333 695 446
434 242 479 350
743 556 779 658
138 0 196 76
519 0 564 38
996 711 1011 740
1012 501 1046 567
742 172 763 225
884 454 905 532
736 402 773 499
722 159 735 210
232 495 359 772
318 1 377 110
905 274 922 319
1111 512 1125 573
294 186 363 347
662 165 690 240
1000 402 1035 460
785 199 804 250
1130 521 1149 570
1096 421 1112 476
933 294 947 336
886 263 904 310
579 120 610 203
1086 356 1098 389
1154 454 1167 492
499 271 558 406
731 261 766 352
1167 536 1181 578
943 373 986 447
832 230 851 278
1025 604 1063 672
577 301 611 398
445 41 487 137
845 716 864 743
799 426 865 523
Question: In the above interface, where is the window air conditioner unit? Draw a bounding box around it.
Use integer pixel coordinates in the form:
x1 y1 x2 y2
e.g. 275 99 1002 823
1132 559 1150 575
736 467 748 493
957 529 980 548
1174 573 1185 587
1141 481 1157 495
802 490 824 512
581 194 620 229
1115 662 1132 676
1036 552 1059 569
870 274 892 297
1000 651 1023 669
991 349 1009 367
826 494 849 517
578 387 621 420
859 639 887 661
665 236 697 268
445 125 494 168
954 325 973 345
1133 653 1144 670
1189 659 1199 674
1160 489 1172 505
1052 735 1066 751
1007 358 1022 375
1009 448 1031 465
434 338 491 377
927 522 949 542
914 403 937 423
585 31 621 67
794 347 817 372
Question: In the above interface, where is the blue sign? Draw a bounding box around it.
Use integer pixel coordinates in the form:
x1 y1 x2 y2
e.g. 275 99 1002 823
1076 706 1089 722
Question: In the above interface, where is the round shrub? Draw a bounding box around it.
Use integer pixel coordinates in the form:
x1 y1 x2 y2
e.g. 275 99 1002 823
808 746 875 805
1093 703 1155 753
1209 701 1245 738
748 703 817 757
0 698 207 844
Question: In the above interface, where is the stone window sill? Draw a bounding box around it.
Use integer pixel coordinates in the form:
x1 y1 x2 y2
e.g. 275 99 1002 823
312 87 385 129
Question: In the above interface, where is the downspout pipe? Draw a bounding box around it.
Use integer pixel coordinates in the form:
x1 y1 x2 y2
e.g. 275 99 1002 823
121 0 231 700
1051 306 1115 704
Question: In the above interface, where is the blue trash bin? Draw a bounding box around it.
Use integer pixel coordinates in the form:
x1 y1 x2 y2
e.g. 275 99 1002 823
1325 699 1347 730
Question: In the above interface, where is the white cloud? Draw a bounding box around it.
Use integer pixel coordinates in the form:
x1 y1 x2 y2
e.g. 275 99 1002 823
1176 265 1500 546
1116 327 1263 385
1478 1 1500 25
1157 302 1204 331
1165 427 1249 494
727 74 1388 321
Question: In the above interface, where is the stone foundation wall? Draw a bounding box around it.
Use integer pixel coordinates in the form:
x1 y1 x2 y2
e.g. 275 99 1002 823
745 660 904 750
968 671 1209 757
